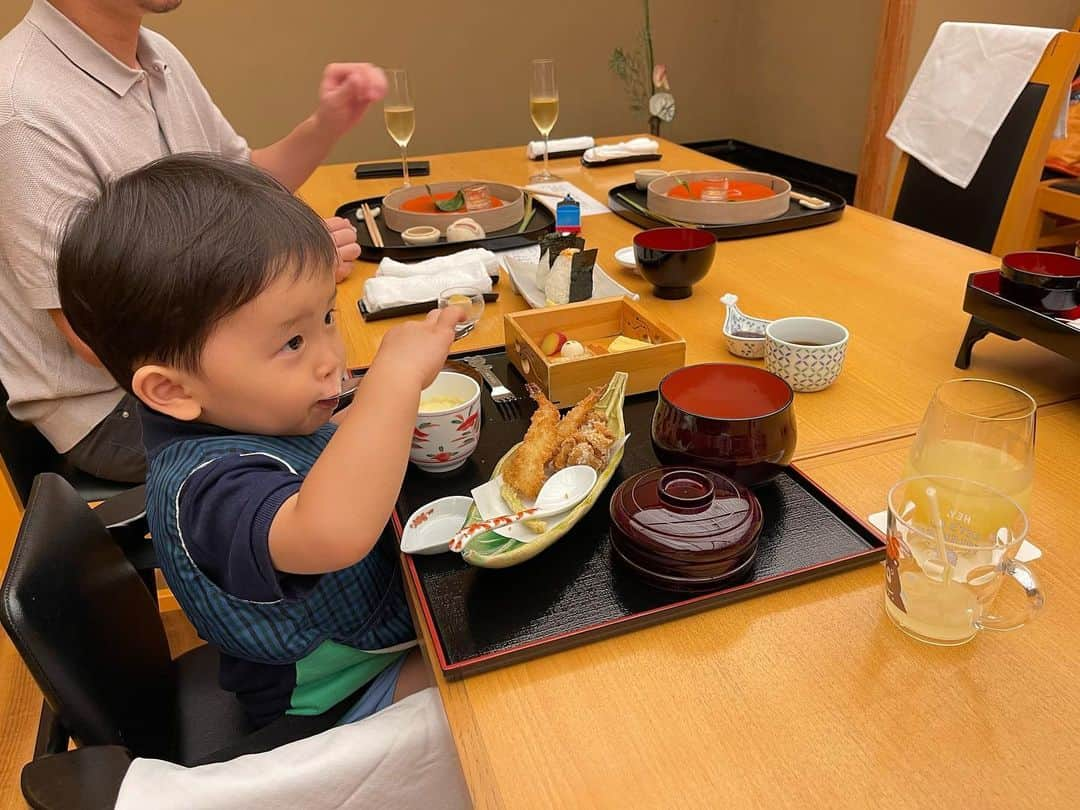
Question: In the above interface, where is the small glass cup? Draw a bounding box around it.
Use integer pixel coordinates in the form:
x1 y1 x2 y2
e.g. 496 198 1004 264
884 474 1042 646
437 286 485 337
700 175 729 202
462 184 492 212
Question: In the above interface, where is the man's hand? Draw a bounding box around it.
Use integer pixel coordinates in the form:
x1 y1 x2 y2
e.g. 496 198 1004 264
325 216 360 282
314 63 387 139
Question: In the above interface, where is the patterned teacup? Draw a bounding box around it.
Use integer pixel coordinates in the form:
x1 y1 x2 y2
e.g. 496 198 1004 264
764 317 849 393
410 371 482 473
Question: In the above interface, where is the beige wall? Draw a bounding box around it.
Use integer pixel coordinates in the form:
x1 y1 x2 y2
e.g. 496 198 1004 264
728 1 882 173
1 1 736 165
6 1 1077 176
713 0 1080 174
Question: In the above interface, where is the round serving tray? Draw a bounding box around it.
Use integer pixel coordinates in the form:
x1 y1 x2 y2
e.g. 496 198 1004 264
382 181 524 234
647 170 791 225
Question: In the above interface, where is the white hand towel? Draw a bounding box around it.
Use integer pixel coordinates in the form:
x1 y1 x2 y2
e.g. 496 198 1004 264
582 137 660 163
377 248 500 278
363 264 492 312
886 23 1064 188
114 689 469 810
525 136 595 159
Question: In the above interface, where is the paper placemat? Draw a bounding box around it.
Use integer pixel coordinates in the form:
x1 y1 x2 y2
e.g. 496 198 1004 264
867 510 1042 562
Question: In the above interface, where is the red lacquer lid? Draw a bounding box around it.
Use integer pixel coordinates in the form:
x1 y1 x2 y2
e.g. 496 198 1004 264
609 467 763 588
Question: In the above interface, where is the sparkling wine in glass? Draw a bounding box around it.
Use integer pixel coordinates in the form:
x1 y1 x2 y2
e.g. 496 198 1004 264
383 69 415 187
530 58 559 182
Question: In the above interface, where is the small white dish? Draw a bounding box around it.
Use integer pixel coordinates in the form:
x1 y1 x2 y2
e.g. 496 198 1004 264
614 246 637 271
720 293 770 359
634 168 668 190
502 256 639 309
401 225 440 246
400 495 473 555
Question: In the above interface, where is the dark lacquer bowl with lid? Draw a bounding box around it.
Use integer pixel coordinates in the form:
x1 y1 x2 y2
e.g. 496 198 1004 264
999 251 1080 314
609 467 763 591
651 363 796 487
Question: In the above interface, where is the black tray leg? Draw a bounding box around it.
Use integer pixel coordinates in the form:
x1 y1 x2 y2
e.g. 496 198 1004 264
955 316 1021 369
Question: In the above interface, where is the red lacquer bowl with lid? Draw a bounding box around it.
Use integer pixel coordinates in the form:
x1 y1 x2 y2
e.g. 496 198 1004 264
609 467 763 590
651 363 796 486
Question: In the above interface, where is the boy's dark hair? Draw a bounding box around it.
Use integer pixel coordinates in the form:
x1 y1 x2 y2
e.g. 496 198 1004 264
58 153 337 392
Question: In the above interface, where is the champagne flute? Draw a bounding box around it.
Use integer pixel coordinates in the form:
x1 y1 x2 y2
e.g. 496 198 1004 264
383 69 415 187
903 379 1036 511
529 58 560 182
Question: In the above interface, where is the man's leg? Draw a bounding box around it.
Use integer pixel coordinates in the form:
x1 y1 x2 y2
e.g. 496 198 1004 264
63 393 146 483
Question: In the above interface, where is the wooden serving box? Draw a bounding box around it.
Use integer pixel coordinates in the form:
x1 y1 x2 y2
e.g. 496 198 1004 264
503 297 686 405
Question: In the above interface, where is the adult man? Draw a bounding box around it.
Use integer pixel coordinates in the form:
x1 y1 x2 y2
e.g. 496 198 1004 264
0 0 382 482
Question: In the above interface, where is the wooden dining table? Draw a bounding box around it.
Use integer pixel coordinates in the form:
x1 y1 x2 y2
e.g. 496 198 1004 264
298 137 1080 808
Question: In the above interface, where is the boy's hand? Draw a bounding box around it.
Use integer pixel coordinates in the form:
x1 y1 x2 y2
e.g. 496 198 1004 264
374 307 466 389
324 216 360 282
314 63 387 139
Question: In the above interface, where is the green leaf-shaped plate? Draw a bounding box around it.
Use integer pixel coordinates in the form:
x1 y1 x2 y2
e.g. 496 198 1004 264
459 371 628 568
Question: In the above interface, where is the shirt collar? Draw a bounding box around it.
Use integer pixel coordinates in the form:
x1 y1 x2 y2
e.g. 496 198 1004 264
26 0 168 97
139 403 233 462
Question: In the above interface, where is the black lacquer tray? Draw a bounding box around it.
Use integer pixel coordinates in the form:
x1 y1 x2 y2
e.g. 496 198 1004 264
393 351 884 679
956 269 1080 369
607 180 845 240
336 196 554 262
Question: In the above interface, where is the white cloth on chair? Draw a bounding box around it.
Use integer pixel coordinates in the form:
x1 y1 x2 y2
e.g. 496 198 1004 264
887 22 1065 189
113 689 471 810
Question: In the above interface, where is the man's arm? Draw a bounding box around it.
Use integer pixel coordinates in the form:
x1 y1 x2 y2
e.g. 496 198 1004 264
251 63 386 191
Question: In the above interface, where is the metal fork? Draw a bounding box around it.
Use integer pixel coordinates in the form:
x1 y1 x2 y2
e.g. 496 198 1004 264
462 355 524 420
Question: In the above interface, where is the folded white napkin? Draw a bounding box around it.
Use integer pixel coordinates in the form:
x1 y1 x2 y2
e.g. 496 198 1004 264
526 135 595 159
583 137 660 163
363 264 492 312
377 248 500 278
887 23 1065 189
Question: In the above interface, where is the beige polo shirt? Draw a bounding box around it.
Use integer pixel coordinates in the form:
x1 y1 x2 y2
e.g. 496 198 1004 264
0 0 249 452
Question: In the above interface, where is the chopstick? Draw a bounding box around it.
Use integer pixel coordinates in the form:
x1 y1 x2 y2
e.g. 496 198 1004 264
359 203 384 248
614 193 700 229
517 185 568 201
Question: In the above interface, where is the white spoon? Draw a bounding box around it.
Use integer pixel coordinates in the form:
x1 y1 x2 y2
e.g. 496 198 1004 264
448 465 598 552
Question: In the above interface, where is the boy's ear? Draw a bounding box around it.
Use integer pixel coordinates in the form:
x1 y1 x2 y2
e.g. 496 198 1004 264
131 364 202 422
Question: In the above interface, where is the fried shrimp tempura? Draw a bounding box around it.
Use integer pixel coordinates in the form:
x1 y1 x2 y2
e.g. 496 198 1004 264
555 387 601 442
502 386 560 499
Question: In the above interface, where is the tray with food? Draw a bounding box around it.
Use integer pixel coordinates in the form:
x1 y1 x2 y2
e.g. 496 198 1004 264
337 181 555 262
392 351 885 679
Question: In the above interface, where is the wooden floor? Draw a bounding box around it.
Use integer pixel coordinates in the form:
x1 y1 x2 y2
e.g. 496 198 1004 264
0 610 202 808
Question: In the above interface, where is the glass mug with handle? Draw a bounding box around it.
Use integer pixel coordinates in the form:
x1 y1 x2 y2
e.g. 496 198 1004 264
904 378 1036 511
884 475 1042 646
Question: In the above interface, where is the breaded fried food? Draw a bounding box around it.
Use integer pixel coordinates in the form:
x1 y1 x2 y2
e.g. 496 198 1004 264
502 385 560 499
553 409 615 471
555 386 601 442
